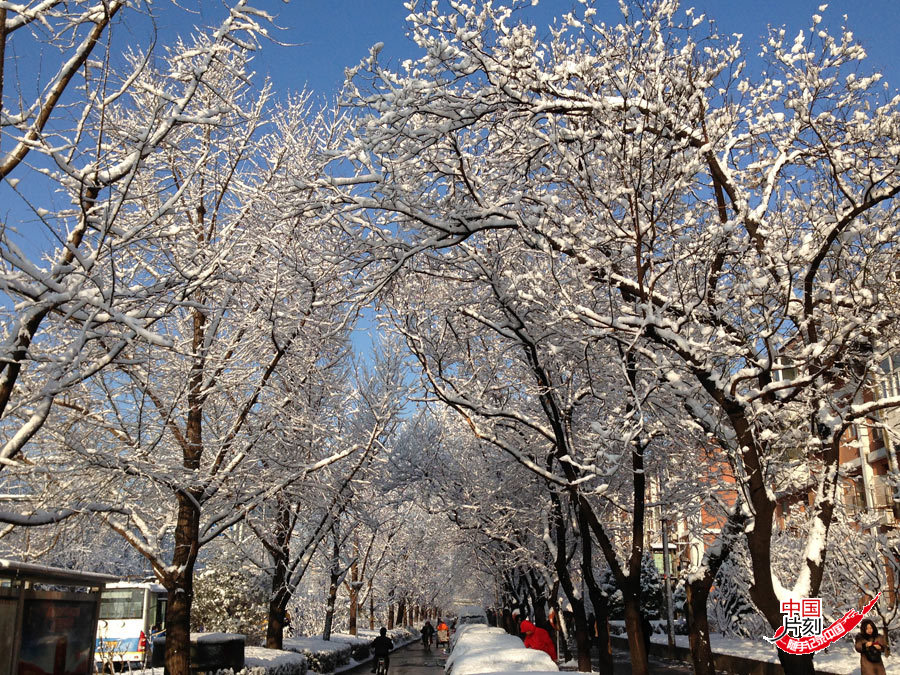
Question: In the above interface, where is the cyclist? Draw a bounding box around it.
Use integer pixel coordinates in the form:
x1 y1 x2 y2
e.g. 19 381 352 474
370 627 393 674
421 620 435 650
436 618 450 650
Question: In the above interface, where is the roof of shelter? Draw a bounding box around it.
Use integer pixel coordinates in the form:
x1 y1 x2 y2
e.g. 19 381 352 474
0 558 118 587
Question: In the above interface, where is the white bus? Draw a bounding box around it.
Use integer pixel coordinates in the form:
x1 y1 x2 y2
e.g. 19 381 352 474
95 581 167 667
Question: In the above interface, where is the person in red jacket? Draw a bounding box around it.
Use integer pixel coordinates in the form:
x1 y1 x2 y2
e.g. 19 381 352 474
520 619 557 662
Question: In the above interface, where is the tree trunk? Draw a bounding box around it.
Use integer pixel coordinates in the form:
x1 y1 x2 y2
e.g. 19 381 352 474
396 598 406 627
623 594 649 675
348 541 359 636
684 509 746 675
266 596 288 651
323 538 340 641
266 497 293 649
164 577 192 675
776 652 815 675
548 491 589 670
685 582 715 675
597 614 613 673
369 582 375 630
388 603 395 629
580 511 613 673
163 490 201 675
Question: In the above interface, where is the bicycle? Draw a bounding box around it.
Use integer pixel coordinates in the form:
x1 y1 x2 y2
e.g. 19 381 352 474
422 634 433 651
375 657 388 675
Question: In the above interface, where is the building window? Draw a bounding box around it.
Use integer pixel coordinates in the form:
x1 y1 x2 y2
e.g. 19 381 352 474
774 356 797 384
879 354 900 399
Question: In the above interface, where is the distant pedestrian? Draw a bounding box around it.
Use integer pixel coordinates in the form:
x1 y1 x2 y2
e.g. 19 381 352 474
421 620 435 650
855 619 886 675
520 619 557 662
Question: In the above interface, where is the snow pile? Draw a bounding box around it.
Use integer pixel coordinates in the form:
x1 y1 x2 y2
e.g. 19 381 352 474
445 625 557 675
645 632 900 675
283 637 352 673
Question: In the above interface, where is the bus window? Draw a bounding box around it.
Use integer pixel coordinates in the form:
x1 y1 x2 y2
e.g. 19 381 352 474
148 594 167 630
99 589 144 620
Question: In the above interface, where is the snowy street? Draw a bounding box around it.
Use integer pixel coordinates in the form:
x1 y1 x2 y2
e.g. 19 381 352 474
347 639 694 675
348 642 446 675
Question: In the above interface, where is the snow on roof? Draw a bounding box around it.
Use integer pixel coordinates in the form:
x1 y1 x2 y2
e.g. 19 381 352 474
0 558 118 586
106 580 167 593
191 633 246 644
450 648 558 675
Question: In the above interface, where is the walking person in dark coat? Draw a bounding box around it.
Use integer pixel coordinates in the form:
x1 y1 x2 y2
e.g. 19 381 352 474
855 618 887 675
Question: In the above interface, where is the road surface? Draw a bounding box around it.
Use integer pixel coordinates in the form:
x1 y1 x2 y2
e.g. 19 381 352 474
345 637 700 675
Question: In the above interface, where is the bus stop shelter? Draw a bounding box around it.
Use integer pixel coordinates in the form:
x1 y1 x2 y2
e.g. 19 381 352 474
0 559 117 675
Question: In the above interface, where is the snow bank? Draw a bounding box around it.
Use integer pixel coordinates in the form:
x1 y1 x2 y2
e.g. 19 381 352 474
445 625 557 675
138 646 306 675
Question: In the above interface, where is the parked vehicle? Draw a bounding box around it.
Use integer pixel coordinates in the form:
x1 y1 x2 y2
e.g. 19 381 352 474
454 605 489 627
95 581 167 668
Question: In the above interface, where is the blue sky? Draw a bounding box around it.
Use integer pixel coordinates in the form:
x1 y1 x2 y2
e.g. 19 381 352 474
238 0 900 99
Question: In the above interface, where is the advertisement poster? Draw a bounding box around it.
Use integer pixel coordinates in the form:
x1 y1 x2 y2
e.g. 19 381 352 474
17 599 96 675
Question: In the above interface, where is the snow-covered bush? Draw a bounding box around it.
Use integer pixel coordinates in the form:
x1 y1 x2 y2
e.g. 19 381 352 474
283 637 352 673
639 552 664 620
329 634 371 661
599 568 624 620
192 565 269 646
232 647 308 675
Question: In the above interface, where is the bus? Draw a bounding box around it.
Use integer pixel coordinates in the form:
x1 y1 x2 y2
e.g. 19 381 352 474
95 581 167 668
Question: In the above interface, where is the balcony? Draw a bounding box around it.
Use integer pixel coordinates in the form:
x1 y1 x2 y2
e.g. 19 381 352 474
870 477 899 526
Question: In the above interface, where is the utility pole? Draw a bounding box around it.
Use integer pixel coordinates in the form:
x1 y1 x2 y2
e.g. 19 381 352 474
661 517 675 653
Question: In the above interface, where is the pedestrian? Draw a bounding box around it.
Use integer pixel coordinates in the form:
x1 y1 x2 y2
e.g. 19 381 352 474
520 619 558 662
421 620 435 650
855 618 887 675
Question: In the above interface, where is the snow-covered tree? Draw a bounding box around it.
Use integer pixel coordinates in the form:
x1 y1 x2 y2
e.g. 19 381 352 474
709 544 768 639
334 2 900 672
1 43 356 675
0 1 277 472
